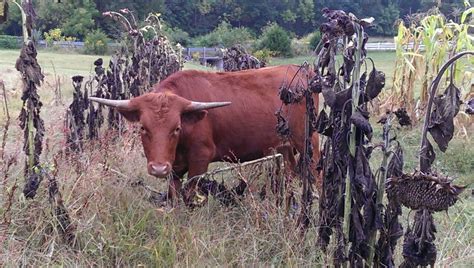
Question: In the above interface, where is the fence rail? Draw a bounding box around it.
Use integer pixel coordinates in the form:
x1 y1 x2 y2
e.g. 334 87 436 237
365 42 426 51
34 42 411 52
5 35 419 52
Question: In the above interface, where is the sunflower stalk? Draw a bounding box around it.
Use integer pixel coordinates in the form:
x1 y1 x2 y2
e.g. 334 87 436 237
367 114 394 266
16 0 46 198
11 0 32 167
342 23 363 258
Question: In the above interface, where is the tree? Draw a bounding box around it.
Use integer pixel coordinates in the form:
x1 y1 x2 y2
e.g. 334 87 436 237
34 0 99 39
1 0 463 39
61 0 98 39
0 1 21 35
257 23 292 56
377 2 400 35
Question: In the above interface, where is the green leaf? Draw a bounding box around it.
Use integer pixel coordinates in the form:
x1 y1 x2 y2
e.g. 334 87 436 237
461 7 474 24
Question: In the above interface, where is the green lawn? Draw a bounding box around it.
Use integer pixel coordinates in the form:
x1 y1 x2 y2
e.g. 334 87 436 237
0 49 112 76
0 49 214 76
270 51 397 87
0 49 396 79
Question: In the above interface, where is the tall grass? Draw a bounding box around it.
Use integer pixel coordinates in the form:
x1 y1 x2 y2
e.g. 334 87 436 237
0 50 472 266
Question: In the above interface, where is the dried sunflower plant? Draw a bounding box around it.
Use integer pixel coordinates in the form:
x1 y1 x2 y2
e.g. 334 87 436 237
387 51 472 268
279 8 470 267
276 9 387 266
308 9 388 267
223 45 264 72
64 9 183 152
2 0 76 247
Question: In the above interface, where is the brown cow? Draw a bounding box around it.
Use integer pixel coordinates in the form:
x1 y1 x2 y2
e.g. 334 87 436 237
89 64 320 203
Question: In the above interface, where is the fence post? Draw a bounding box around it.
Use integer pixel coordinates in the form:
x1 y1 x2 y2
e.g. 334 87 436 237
203 47 206 66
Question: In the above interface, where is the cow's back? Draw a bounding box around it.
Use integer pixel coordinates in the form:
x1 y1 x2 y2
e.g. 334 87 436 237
153 65 313 162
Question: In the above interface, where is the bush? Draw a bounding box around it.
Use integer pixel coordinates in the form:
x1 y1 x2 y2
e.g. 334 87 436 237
44 28 63 46
309 31 322 51
256 23 292 57
84 30 109 55
292 39 311 56
0 35 21 49
194 21 254 47
164 26 191 46
252 49 274 65
43 28 77 50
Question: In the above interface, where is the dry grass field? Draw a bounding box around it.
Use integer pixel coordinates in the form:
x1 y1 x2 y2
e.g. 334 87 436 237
0 49 472 266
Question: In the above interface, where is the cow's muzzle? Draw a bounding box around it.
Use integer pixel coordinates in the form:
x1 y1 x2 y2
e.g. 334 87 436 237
148 162 172 178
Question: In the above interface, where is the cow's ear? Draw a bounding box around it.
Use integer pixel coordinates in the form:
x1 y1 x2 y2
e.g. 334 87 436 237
117 107 140 122
182 110 207 124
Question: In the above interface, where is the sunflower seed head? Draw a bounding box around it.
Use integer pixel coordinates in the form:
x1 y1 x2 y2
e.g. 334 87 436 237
386 172 465 211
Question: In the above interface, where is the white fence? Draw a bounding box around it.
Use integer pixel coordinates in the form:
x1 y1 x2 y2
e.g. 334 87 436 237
6 37 412 52
33 40 408 52
365 42 426 51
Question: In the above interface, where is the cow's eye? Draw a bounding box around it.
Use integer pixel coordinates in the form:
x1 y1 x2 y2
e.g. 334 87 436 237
140 126 146 134
174 126 181 134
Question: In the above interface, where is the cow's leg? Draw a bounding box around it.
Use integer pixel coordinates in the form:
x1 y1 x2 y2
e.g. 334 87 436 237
166 151 188 206
275 145 297 171
167 174 183 206
182 151 213 206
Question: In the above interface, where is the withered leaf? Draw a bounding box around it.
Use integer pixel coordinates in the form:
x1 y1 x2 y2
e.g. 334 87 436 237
94 58 103 66
16 42 44 87
350 206 366 242
377 114 388 125
279 84 303 104
276 110 290 139
351 109 373 140
309 74 323 93
359 17 375 27
428 82 461 152
376 200 403 267
23 172 42 199
340 53 354 83
315 109 332 136
72 75 84 83
400 210 437 267
466 98 474 115
420 139 435 173
394 107 412 126
366 64 385 100
386 143 404 178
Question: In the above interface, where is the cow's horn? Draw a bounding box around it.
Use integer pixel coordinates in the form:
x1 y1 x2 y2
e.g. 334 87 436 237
187 101 231 111
89 97 130 109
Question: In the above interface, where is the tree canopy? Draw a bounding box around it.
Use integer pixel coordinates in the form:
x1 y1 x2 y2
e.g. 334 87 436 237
0 0 469 40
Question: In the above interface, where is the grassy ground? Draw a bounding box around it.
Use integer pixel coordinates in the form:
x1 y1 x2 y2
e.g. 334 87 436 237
0 49 473 266
270 51 397 86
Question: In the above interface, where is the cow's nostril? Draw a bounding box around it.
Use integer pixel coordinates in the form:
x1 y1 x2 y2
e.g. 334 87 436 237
148 162 171 178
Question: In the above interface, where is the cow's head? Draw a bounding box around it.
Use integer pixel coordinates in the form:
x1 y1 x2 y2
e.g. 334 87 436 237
89 92 230 178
